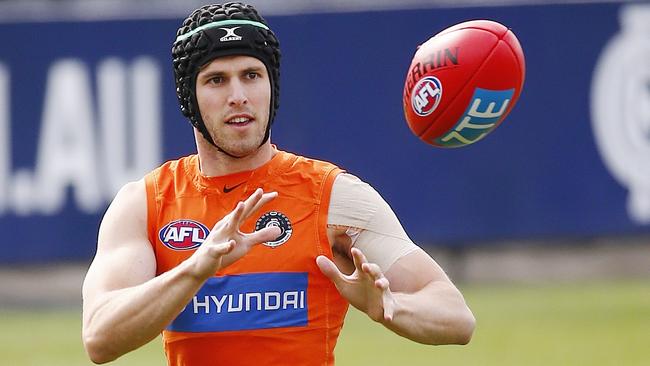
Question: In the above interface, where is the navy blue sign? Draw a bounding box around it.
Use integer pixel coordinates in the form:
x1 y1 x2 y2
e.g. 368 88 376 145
1 3 649 263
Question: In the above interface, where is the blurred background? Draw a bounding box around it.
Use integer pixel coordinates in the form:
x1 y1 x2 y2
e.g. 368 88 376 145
0 0 648 365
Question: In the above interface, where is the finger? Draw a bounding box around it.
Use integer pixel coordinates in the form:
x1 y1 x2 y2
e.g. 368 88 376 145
243 226 281 246
316 255 345 286
227 201 246 230
213 201 242 231
207 240 235 258
239 188 264 219
375 277 390 291
245 191 278 218
361 263 383 280
350 247 368 272
382 290 395 322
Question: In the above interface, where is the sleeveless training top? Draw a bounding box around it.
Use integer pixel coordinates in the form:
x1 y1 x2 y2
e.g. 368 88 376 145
144 149 349 366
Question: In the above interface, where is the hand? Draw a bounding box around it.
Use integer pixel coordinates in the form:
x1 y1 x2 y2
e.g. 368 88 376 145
190 188 281 279
316 247 396 323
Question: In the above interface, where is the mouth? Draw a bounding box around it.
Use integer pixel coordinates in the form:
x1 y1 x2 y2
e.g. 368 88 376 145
225 115 254 127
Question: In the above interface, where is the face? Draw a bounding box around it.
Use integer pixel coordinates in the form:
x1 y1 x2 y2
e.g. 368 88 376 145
195 55 271 157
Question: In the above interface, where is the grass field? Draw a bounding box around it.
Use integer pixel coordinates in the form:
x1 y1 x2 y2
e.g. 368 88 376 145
1 280 648 365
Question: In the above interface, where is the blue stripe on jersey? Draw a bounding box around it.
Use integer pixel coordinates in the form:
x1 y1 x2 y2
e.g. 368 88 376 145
167 272 308 332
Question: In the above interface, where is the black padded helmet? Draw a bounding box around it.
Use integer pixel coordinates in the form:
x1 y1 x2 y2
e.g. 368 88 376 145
172 2 281 149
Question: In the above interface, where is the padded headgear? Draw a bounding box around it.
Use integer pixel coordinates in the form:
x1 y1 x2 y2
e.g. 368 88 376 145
172 2 281 148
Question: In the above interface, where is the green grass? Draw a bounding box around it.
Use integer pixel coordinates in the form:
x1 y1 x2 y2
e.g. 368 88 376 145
1 280 648 365
337 280 650 365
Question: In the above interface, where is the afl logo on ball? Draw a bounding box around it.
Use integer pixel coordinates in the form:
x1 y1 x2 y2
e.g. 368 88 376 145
411 76 443 116
255 211 293 248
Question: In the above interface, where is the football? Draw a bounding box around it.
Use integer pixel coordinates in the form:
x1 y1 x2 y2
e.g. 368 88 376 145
403 20 525 147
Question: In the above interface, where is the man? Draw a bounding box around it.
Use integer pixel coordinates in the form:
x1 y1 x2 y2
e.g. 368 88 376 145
82 2 475 365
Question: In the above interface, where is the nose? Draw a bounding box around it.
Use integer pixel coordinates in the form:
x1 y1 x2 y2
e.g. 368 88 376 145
227 78 248 107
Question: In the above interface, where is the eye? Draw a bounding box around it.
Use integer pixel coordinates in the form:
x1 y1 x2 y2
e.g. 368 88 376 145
247 72 260 80
209 76 224 85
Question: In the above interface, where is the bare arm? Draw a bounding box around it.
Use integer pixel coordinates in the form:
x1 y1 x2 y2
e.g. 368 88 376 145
319 173 474 345
318 244 474 345
381 248 475 344
82 182 279 363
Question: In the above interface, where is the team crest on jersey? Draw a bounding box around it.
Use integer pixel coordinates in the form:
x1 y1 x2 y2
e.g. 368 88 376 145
255 211 293 248
159 219 210 250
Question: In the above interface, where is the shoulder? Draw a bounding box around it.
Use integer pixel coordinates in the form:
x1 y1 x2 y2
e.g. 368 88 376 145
144 155 199 197
146 154 197 179
279 150 341 175
98 179 148 246
332 172 372 190
106 179 147 220
328 172 407 238
272 151 342 195
329 173 389 228
331 173 384 208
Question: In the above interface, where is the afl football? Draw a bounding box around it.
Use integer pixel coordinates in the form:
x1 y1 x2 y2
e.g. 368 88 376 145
403 20 525 147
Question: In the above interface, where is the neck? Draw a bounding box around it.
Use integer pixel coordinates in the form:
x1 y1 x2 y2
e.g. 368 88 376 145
194 130 275 177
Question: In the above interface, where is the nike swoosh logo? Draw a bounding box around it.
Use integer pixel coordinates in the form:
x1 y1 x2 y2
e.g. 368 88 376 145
223 182 245 193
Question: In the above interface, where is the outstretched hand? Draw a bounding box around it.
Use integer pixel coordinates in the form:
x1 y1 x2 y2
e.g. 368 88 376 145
316 247 396 323
190 188 281 279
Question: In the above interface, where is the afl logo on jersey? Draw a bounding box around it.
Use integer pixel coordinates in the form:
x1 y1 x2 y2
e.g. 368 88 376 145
159 220 210 250
255 211 293 248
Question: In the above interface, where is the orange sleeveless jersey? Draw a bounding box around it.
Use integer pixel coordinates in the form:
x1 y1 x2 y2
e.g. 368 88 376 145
144 149 349 366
